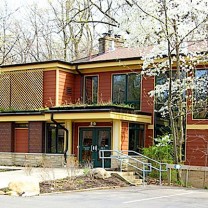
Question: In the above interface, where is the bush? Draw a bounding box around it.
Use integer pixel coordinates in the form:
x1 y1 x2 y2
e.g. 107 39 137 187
142 134 174 180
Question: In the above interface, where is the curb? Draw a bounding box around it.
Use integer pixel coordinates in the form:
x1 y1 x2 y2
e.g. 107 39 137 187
40 186 124 196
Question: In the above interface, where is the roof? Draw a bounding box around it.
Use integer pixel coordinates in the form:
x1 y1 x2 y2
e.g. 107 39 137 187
73 40 208 64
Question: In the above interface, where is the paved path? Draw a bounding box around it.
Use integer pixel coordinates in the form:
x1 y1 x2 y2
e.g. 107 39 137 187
0 166 83 188
0 186 207 208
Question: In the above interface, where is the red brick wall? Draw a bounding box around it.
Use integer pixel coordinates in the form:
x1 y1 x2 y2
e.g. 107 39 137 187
59 70 75 105
29 122 45 153
121 122 129 151
185 129 208 166
0 122 14 152
43 70 56 107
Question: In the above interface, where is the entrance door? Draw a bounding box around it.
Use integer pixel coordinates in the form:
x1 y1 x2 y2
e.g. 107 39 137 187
79 128 111 167
15 129 28 153
129 123 144 153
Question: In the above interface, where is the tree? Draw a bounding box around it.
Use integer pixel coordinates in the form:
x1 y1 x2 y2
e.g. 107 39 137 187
0 1 20 65
111 0 208 178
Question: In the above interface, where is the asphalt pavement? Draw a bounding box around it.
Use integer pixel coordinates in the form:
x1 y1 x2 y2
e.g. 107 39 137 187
0 185 207 208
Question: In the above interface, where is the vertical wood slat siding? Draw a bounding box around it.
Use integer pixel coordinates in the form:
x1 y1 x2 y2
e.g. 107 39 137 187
145 128 154 147
121 122 129 151
15 129 28 153
43 70 56 107
185 129 208 166
98 72 111 103
141 76 154 114
59 70 75 105
74 75 82 102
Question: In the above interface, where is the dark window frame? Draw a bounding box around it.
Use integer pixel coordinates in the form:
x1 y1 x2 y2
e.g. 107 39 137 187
112 73 141 109
84 75 98 104
46 123 65 154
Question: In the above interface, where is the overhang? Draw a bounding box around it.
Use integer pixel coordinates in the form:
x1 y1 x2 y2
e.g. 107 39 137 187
0 106 152 124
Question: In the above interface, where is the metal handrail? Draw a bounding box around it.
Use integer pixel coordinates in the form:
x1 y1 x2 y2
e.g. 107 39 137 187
99 150 152 185
121 150 167 185
99 150 167 185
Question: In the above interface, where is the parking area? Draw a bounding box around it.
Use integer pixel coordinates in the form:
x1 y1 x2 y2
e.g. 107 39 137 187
0 185 207 208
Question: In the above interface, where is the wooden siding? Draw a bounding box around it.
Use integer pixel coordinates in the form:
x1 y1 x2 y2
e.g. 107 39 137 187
98 72 111 103
145 128 154 147
141 75 154 114
74 75 82 102
43 70 56 107
59 70 75 105
121 122 129 151
185 129 208 166
15 129 28 153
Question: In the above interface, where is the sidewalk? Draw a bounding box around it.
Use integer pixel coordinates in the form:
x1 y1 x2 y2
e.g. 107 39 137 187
0 166 83 189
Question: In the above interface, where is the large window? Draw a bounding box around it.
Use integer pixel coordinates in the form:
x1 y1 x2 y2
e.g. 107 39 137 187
84 76 98 104
46 124 64 154
112 73 141 109
193 69 208 119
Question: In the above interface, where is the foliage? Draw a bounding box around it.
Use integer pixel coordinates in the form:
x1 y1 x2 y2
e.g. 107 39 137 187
143 134 174 180
143 134 174 164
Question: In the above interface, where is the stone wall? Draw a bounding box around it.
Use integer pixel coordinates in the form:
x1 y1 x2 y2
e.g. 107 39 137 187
0 152 65 167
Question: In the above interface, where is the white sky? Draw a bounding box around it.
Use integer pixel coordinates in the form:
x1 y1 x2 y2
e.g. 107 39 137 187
7 0 49 10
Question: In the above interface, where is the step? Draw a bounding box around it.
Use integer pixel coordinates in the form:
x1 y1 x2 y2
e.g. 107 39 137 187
111 171 143 186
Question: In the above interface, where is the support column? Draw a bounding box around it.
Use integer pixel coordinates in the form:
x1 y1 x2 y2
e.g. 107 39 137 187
112 120 121 152
65 120 73 155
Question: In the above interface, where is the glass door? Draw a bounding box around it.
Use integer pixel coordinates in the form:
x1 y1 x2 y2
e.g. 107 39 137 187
79 128 111 168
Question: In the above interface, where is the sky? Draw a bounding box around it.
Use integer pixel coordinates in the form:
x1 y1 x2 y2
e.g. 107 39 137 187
7 0 49 10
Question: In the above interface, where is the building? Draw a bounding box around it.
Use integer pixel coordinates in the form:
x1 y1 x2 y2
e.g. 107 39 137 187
0 33 207 167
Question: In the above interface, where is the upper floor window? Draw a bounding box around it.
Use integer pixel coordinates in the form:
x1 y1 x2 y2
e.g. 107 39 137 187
112 73 141 109
193 69 208 119
84 76 98 104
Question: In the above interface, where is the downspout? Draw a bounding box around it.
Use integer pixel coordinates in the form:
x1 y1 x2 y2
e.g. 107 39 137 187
75 64 84 102
51 113 69 164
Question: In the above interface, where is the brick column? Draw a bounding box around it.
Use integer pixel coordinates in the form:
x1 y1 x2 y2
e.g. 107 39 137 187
29 122 45 153
0 122 14 152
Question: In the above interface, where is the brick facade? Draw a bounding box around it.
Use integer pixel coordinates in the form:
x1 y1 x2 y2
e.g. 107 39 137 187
29 121 45 153
0 122 14 152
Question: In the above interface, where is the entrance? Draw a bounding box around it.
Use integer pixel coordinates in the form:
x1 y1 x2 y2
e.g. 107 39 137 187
129 123 145 153
79 128 111 167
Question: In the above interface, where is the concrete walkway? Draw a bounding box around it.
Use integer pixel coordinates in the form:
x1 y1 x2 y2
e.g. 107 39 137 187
0 166 84 189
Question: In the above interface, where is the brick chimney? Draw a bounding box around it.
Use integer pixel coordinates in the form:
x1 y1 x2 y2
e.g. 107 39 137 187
98 31 124 54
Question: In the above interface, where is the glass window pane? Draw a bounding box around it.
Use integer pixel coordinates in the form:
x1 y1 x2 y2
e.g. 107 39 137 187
194 69 208 119
127 73 141 102
85 76 98 104
112 74 126 103
57 128 64 153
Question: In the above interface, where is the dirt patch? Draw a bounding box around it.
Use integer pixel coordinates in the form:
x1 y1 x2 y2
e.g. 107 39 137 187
40 175 129 194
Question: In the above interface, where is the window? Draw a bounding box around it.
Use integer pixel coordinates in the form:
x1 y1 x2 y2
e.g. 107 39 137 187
84 76 98 104
46 124 64 154
112 73 141 109
193 69 208 119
